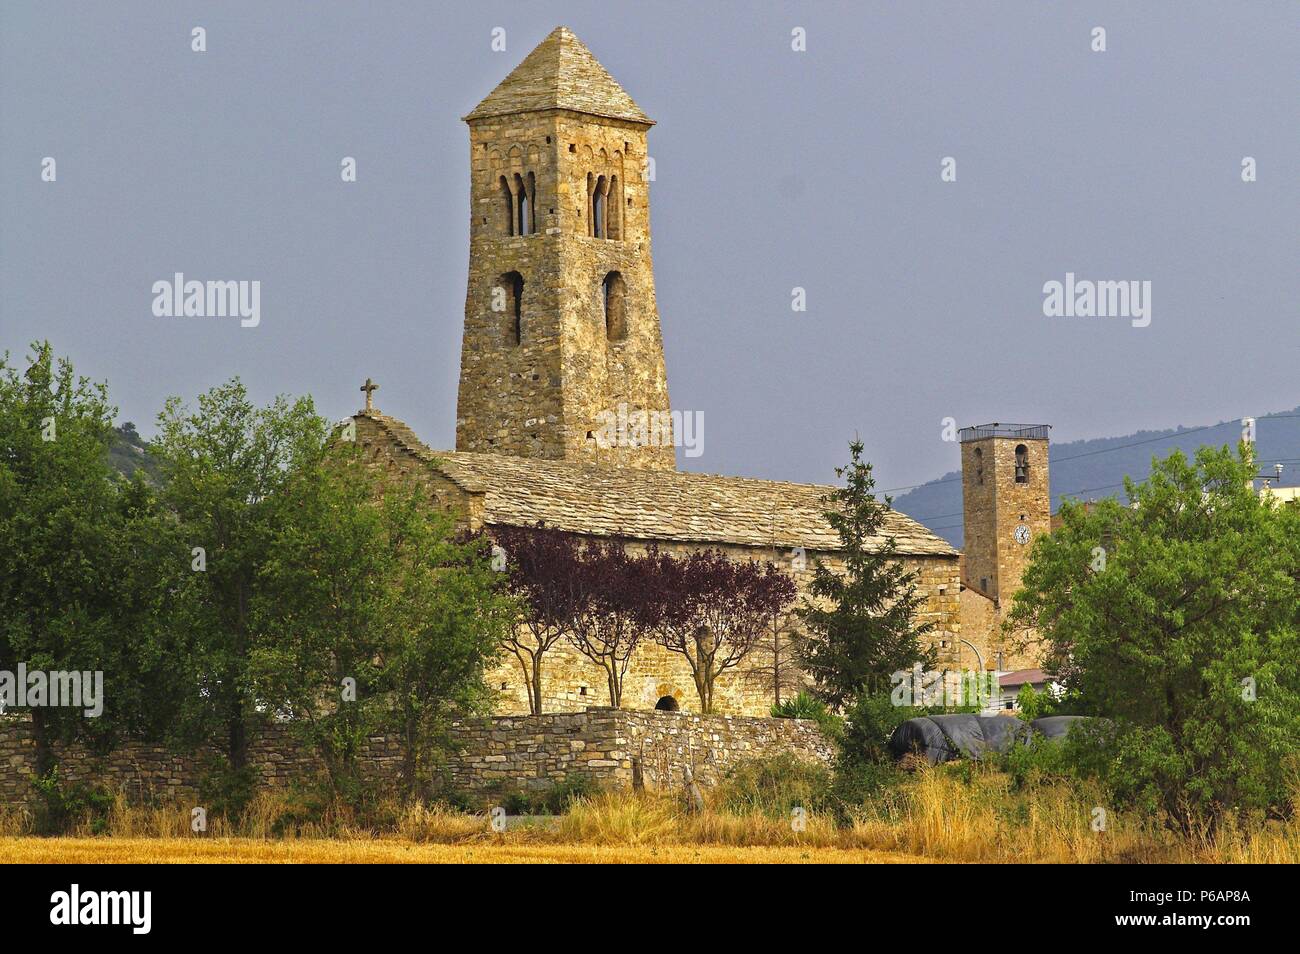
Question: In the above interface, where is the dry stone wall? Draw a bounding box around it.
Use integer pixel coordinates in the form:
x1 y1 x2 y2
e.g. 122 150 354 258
0 709 829 805
443 707 833 797
0 714 402 804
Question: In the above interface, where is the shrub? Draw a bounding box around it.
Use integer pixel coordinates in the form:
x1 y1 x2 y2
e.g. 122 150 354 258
771 691 844 741
838 692 977 765
713 753 834 817
1000 734 1076 790
31 769 114 836
475 773 602 816
197 756 259 821
830 758 907 809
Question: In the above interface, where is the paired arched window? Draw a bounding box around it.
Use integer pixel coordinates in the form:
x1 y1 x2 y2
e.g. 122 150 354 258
497 271 524 345
587 173 622 239
602 271 627 341
1014 444 1029 483
499 173 536 236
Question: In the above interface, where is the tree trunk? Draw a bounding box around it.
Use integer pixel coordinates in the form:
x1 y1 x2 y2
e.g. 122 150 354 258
31 708 55 779
227 693 248 772
531 652 544 715
697 671 714 715
402 714 419 802
606 666 621 709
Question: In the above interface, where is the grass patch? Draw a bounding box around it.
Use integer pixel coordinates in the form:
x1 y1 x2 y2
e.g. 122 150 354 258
6 762 1299 862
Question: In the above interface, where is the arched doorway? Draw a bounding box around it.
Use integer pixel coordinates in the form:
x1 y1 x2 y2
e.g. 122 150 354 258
654 695 680 711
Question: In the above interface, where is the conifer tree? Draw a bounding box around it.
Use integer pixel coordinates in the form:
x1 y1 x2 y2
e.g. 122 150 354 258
798 440 935 709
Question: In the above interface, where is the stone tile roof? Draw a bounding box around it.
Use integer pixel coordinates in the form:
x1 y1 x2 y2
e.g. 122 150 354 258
361 411 958 558
464 26 652 125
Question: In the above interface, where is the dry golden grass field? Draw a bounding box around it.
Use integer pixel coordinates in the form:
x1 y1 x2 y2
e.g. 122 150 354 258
0 837 927 864
3 770 1297 864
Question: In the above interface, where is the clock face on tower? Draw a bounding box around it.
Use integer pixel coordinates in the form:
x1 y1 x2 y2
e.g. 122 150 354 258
1014 524 1031 545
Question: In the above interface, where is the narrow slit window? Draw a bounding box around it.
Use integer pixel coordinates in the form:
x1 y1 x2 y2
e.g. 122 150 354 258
607 175 621 240
603 271 627 341
498 271 524 346
592 175 607 238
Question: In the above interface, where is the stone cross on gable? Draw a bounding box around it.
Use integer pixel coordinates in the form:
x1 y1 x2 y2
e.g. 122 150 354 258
360 377 378 411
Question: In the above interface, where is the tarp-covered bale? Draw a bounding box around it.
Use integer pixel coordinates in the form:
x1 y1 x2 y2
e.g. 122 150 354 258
887 716 955 765
888 715 1030 764
981 715 1032 753
888 713 1107 764
1029 715 1091 740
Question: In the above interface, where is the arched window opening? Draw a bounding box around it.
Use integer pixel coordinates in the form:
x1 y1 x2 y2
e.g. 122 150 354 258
1014 444 1029 483
585 172 594 235
607 175 622 240
592 175 607 238
525 171 536 234
974 447 984 485
512 173 532 236
497 271 524 346
499 176 514 236
602 271 627 341
654 695 679 711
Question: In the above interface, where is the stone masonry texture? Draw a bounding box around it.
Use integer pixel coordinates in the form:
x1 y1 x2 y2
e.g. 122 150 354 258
457 27 674 470
0 710 830 806
351 409 967 716
959 429 1051 670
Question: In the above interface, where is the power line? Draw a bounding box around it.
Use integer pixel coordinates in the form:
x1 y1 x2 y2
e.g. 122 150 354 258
881 412 1300 497
923 482 1130 532
916 456 1300 533
912 479 1133 525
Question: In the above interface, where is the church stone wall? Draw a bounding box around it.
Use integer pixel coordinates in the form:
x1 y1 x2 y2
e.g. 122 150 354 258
351 413 964 718
488 541 963 718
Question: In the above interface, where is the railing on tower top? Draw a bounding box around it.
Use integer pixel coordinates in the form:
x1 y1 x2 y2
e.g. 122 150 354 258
958 423 1051 443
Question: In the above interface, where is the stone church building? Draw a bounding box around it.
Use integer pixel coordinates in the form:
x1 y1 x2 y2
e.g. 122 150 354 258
349 27 1045 716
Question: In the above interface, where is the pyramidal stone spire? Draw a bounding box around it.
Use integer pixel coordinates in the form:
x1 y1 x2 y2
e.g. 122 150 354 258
464 26 652 125
456 25 673 470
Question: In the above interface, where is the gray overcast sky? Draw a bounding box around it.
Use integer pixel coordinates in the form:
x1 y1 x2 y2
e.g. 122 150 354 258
3 1 1297 493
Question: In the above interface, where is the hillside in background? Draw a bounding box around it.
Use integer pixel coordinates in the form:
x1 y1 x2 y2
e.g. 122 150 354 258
108 422 161 484
895 406 1300 547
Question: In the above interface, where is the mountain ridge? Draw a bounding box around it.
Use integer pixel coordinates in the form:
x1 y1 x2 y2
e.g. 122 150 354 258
895 406 1300 547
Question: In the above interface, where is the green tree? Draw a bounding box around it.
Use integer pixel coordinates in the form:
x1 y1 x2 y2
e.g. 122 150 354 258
1007 444 1300 830
373 499 513 800
797 440 936 709
0 343 172 774
152 380 323 773
248 440 385 801
251 441 512 802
